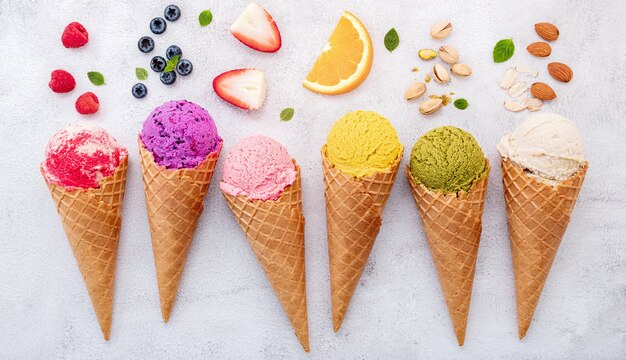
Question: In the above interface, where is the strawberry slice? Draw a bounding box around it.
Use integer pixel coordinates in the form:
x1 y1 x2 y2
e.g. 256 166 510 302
230 3 281 53
213 69 267 110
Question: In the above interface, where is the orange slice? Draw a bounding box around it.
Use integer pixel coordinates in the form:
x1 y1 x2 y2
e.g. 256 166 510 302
303 12 373 95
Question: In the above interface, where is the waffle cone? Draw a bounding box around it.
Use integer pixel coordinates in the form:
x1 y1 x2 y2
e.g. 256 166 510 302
42 157 128 341
321 147 402 332
139 139 221 322
501 158 588 339
222 162 309 352
405 159 490 346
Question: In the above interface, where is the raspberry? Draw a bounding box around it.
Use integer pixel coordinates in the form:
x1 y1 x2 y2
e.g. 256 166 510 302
62 22 89 48
75 92 99 115
48 69 76 93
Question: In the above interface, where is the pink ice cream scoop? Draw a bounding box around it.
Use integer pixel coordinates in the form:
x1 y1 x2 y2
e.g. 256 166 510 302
42 124 128 189
141 100 222 169
220 135 297 201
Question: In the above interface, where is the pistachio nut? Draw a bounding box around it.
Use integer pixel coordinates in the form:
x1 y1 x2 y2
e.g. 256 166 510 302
433 63 450 84
419 98 444 115
418 49 437 60
430 21 453 39
450 63 472 77
405 82 427 100
438 45 458 64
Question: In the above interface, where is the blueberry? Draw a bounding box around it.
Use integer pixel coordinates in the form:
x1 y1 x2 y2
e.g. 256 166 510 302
164 5 181 21
150 17 167 34
176 59 193 76
132 83 148 98
160 71 177 85
138 36 155 53
150 56 166 72
166 45 182 59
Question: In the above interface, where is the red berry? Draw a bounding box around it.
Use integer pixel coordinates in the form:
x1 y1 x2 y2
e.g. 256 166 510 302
75 92 99 115
48 69 76 93
62 22 89 48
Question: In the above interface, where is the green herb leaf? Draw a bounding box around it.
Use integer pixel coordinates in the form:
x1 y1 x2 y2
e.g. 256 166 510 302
454 98 469 110
199 10 213 27
87 71 105 85
280 108 294 121
135 67 148 80
384 28 399 52
493 38 515 63
163 55 179 73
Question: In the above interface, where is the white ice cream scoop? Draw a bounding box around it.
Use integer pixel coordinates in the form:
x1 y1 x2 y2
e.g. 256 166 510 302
497 113 585 185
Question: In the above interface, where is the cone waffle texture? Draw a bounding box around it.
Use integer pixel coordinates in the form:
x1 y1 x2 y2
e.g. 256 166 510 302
405 159 490 346
321 147 402 332
139 139 221 323
42 156 128 341
222 162 309 352
501 158 588 339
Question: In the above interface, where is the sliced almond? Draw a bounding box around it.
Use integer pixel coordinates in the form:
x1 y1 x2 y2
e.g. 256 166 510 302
508 82 528 99
405 82 427 100
433 63 450 84
438 45 459 64
524 97 543 111
419 98 444 115
499 68 517 89
504 100 527 112
515 64 538 77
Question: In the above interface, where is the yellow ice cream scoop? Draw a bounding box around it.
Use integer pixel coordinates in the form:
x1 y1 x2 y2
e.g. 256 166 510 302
325 110 403 178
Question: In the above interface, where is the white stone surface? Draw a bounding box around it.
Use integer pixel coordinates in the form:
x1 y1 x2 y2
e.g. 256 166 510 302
1 0 625 358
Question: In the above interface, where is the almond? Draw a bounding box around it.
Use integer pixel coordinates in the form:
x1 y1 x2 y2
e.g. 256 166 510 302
535 22 559 41
530 82 557 100
527 42 552 57
547 62 573 83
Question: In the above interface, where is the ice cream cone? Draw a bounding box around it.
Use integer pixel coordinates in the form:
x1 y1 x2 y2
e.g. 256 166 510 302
405 159 490 346
139 139 221 322
501 158 588 339
222 161 309 352
42 156 128 341
321 147 402 332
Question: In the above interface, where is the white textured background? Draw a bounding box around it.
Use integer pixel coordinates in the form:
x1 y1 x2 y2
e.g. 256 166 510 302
1 0 625 359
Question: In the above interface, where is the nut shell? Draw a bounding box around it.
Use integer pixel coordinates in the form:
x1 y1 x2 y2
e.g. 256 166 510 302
547 62 573 83
438 45 458 64
530 82 557 100
433 63 451 84
527 42 552 57
419 98 443 115
430 21 453 39
450 63 472 77
405 82 427 100
535 22 559 41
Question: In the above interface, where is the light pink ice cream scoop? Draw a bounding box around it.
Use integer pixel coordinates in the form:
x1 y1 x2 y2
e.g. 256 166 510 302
220 135 296 201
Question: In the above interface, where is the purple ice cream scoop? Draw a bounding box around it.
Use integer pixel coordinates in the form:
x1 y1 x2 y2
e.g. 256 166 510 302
141 100 222 169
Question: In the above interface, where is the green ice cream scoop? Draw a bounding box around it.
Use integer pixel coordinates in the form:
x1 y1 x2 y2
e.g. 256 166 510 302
410 126 486 194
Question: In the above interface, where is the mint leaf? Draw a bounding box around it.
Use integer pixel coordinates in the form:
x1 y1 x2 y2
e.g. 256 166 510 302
280 108 294 121
384 28 399 52
135 67 148 80
199 10 213 27
163 55 179 73
87 71 105 85
454 98 469 110
493 38 515 63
